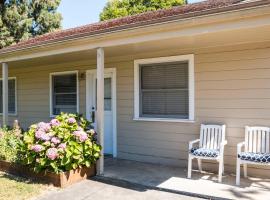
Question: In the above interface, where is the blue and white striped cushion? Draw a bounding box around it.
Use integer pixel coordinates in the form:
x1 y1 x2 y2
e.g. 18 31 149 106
238 152 270 163
190 147 219 157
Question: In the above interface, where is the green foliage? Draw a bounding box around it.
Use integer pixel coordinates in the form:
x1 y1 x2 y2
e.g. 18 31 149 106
100 0 187 21
0 127 22 163
19 113 101 174
0 0 62 49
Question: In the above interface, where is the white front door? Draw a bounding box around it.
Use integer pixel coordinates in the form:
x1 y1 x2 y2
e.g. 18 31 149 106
86 69 116 156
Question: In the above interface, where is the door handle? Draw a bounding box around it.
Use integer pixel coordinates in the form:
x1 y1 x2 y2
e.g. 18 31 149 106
91 107 95 123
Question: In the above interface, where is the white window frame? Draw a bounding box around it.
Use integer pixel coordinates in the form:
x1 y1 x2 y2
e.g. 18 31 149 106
0 77 17 116
49 71 79 117
134 55 195 123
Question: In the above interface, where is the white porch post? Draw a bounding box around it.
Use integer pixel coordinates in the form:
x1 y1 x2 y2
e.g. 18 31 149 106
96 47 104 175
2 63 8 127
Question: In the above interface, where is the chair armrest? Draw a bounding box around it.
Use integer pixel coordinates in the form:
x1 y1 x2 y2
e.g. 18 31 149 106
189 139 200 150
237 141 246 155
219 140 228 155
220 140 228 146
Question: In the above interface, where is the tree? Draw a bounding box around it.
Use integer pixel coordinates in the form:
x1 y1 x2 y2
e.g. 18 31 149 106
100 0 187 21
0 0 62 49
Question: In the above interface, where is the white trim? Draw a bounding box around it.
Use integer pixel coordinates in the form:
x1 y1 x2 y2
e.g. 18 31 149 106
0 77 17 116
49 70 79 117
86 68 117 158
133 117 195 123
134 54 195 122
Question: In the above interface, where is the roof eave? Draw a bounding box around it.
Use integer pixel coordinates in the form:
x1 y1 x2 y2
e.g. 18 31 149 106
0 0 269 57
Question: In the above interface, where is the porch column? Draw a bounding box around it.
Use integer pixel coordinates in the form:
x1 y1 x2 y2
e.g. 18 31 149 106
96 47 104 175
2 63 8 127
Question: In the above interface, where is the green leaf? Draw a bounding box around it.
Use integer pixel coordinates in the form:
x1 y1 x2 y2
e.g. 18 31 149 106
23 135 34 144
94 153 100 158
66 150 72 158
72 163 78 169
72 155 80 160
85 160 91 168
40 158 46 166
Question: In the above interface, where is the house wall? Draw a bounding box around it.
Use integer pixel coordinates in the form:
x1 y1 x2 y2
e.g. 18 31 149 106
3 41 270 177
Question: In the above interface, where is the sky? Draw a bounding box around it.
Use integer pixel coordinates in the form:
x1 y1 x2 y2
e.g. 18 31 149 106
58 0 203 29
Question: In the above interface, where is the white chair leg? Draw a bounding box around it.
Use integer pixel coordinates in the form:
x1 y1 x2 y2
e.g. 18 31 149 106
198 159 202 172
187 155 193 179
236 158 241 186
222 162 225 175
244 163 247 178
218 159 223 183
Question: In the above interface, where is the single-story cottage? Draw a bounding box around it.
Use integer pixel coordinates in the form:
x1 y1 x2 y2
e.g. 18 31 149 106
0 0 270 177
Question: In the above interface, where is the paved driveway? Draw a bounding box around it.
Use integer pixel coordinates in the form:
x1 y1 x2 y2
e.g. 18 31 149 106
38 177 201 200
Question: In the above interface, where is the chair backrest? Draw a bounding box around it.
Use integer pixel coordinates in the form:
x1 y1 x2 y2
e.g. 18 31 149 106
199 124 226 150
245 126 270 153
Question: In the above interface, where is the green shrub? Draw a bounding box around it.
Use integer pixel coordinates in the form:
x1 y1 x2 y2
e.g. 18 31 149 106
19 113 101 173
0 127 22 163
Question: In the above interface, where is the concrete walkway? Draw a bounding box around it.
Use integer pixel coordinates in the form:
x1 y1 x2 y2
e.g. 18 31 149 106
38 177 200 200
103 158 270 200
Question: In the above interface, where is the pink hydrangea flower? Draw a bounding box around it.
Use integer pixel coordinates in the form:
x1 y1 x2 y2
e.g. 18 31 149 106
40 133 51 141
31 144 44 152
46 148 58 160
67 117 76 124
79 132 88 142
50 119 60 127
38 122 51 132
35 130 45 139
58 143 66 150
51 137 60 144
73 130 83 137
73 130 88 142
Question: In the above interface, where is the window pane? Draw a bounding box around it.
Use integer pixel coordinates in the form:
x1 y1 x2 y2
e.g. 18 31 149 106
95 78 112 111
142 90 188 118
141 61 188 90
104 78 112 111
8 80 16 113
52 73 77 115
53 74 76 93
140 61 189 119
0 79 16 114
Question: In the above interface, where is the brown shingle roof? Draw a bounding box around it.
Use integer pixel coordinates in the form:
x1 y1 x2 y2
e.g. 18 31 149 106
0 0 268 54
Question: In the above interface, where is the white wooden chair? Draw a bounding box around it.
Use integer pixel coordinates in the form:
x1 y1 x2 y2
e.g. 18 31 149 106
188 124 227 183
236 126 270 185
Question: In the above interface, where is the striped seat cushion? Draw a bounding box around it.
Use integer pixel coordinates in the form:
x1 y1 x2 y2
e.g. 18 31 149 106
238 152 270 163
190 147 219 157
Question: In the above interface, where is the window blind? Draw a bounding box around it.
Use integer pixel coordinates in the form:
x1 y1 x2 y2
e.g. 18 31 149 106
140 61 189 119
52 73 77 115
0 79 16 114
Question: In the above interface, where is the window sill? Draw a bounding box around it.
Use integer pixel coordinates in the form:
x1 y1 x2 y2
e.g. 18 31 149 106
133 117 195 123
0 113 18 116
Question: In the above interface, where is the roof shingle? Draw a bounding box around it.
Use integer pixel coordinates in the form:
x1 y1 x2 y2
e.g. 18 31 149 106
0 0 267 54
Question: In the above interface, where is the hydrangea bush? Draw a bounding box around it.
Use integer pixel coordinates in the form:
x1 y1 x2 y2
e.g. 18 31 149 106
19 113 101 173
0 126 22 163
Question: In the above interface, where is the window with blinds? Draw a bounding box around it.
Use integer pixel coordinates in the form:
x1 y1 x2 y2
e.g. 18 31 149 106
51 73 77 115
139 61 189 119
0 78 16 114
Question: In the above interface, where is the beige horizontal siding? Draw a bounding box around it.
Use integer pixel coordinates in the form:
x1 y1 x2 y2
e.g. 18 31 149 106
115 44 270 178
1 42 270 178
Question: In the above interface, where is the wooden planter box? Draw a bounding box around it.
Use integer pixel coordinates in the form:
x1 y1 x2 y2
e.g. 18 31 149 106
0 160 96 188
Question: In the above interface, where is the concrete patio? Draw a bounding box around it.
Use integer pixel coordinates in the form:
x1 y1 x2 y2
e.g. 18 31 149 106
103 157 270 200
39 176 199 200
